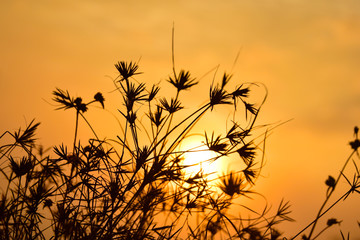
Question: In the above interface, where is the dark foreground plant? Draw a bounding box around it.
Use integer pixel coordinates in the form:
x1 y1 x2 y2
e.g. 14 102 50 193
290 126 360 240
0 56 293 239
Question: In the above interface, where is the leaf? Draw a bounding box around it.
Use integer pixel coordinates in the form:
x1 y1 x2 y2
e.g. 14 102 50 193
159 97 183 113
325 175 336 189
115 61 142 80
237 142 256 165
209 84 231 109
221 72 232 88
14 119 40 147
168 70 198 91
205 132 227 153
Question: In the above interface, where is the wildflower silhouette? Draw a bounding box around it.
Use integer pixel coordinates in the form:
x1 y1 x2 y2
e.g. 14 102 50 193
0 55 297 239
1 54 359 239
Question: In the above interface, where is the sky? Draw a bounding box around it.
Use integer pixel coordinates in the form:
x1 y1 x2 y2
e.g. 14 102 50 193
1 0 360 238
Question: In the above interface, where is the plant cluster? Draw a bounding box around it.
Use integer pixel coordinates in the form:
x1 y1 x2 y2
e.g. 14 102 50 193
0 60 294 240
1 56 359 239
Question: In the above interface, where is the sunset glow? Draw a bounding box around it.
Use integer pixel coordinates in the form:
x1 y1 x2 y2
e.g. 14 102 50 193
1 1 360 238
181 142 220 181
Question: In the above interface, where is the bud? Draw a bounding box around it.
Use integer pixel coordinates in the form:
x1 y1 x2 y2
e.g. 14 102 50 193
325 175 336 189
327 218 341 226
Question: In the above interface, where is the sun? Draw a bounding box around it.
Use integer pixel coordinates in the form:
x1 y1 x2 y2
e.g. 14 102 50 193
180 138 222 181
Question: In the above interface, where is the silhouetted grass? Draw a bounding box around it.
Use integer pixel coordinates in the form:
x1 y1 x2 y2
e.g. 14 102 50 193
0 56 295 240
1 55 359 239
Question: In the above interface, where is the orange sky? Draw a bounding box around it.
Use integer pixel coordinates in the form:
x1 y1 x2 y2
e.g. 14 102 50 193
1 1 360 238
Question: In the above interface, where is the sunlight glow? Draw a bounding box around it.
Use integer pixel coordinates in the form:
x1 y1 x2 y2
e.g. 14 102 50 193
181 141 221 181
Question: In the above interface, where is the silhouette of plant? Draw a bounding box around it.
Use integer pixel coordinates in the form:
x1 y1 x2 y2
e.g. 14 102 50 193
290 126 360 240
2 43 360 239
0 53 296 239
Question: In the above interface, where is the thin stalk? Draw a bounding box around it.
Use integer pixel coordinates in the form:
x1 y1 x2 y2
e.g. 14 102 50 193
295 149 357 239
159 91 180 154
0 144 17 165
79 112 100 141
129 112 140 152
162 105 209 161
171 23 176 78
4 170 14 201
312 225 331 240
291 189 349 239
12 175 23 239
73 111 80 152
149 104 211 158
147 101 159 162
97 177 148 236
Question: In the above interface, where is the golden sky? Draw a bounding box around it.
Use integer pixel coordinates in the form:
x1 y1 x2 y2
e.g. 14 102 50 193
1 1 360 238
